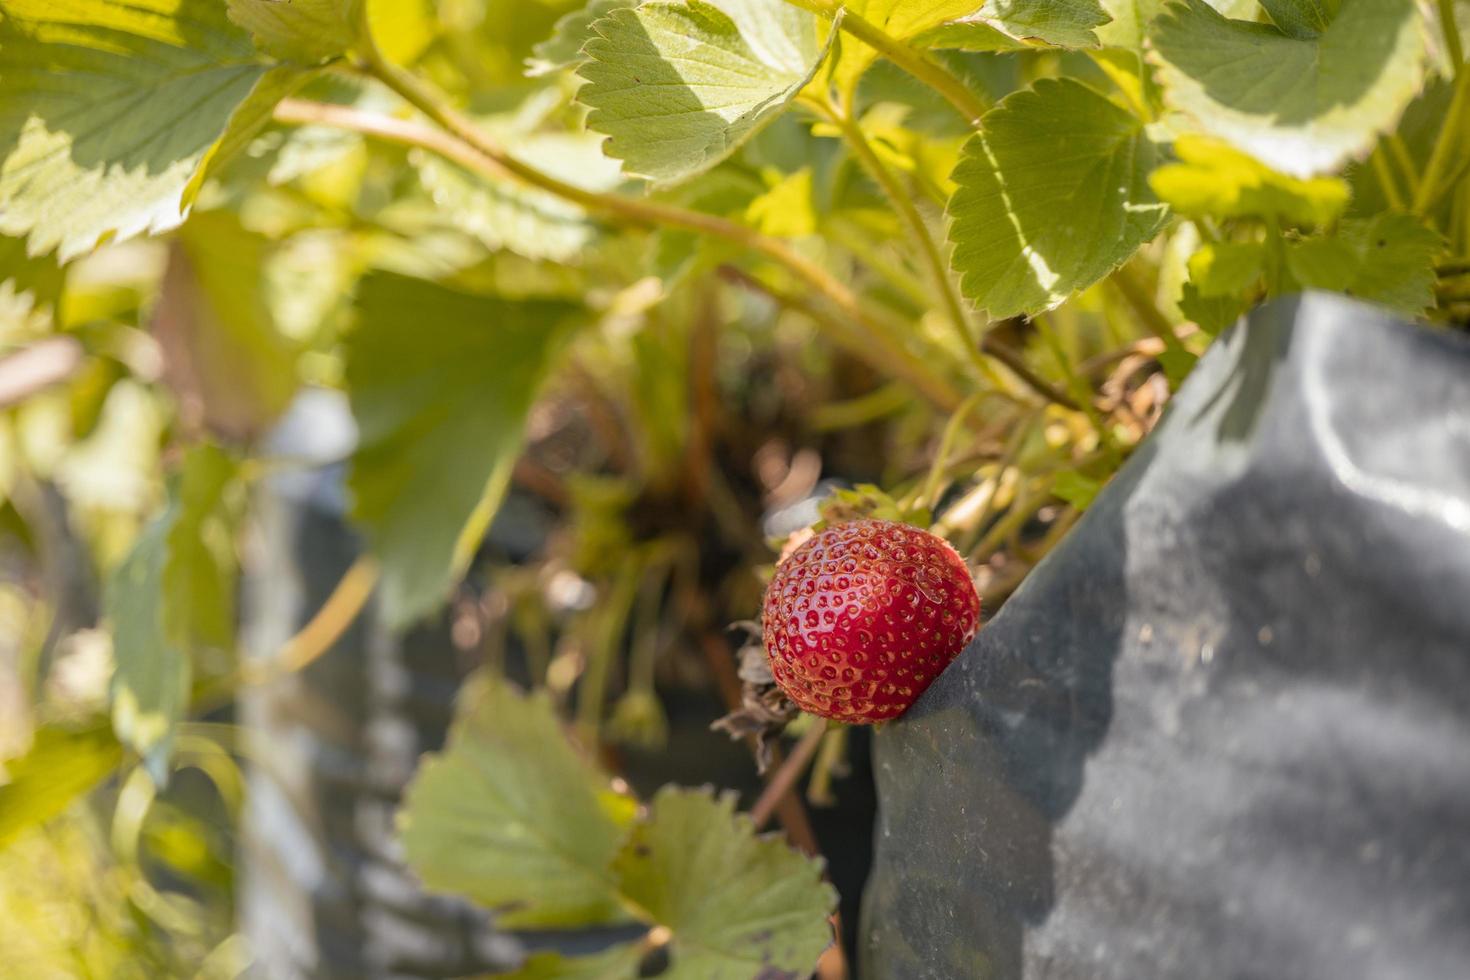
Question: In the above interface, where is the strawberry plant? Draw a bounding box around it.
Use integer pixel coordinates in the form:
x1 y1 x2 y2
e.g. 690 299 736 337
0 0 1466 976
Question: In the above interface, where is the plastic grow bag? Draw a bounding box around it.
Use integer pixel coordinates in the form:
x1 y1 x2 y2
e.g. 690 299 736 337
861 294 1470 980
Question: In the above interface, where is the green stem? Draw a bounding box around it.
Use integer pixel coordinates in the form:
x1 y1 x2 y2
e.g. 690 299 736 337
281 85 962 411
1035 314 1113 454
1370 146 1408 212
783 0 990 124
830 221 933 309
1414 68 1470 215
1387 135 1422 199
823 100 996 385
1110 266 1192 367
716 264 963 410
918 392 986 510
1438 0 1465 77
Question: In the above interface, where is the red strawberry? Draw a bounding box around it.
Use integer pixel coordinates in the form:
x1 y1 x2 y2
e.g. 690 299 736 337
762 519 980 724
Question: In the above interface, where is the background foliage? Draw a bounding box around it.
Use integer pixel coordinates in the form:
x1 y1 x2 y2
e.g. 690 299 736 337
1 0 1467 976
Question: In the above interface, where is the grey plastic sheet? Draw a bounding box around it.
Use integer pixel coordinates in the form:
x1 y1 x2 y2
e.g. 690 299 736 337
861 294 1470 980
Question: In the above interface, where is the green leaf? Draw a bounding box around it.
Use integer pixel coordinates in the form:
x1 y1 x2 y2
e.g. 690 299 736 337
226 0 362 62
947 78 1168 318
577 0 836 184
1150 0 1427 178
399 674 632 928
196 64 315 193
365 0 436 65
1258 0 1340 39
1187 241 1265 298
0 0 293 259
346 272 580 626
107 445 239 784
526 0 637 77
1285 213 1443 314
1179 281 1249 334
495 945 643 980
974 0 1112 48
1092 1 1254 114
155 210 300 442
1053 470 1103 510
1148 135 1350 227
745 167 819 237
1097 0 1254 53
613 787 836 979
414 131 623 262
108 506 186 785
162 444 240 654
0 721 122 850
911 20 1024 53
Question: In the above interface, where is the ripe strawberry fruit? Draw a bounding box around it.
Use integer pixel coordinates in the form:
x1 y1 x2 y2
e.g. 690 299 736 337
762 519 980 724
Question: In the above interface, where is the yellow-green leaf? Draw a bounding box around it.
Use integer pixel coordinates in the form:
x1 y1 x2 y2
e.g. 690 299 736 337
578 0 836 185
399 674 633 928
948 78 1168 317
1151 0 1426 178
613 787 837 979
346 272 580 626
0 0 290 259
1149 135 1350 227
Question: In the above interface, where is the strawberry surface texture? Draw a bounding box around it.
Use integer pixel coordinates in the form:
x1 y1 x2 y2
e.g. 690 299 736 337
762 519 981 723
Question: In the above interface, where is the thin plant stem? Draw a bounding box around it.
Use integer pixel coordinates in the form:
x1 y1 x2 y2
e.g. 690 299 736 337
1386 135 1422 199
822 99 1001 387
918 391 986 510
329 48 972 411
715 265 963 410
751 719 829 830
241 558 380 683
1439 0 1465 77
1371 147 1408 212
1414 69 1470 215
783 0 990 124
979 334 1080 411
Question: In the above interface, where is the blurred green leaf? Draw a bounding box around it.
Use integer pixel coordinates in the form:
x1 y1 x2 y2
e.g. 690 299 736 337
948 78 1168 317
1285 213 1443 314
0 0 293 259
227 0 362 62
525 0 637 77
1187 241 1266 298
1178 281 1248 334
414 132 623 262
745 167 819 238
1053 470 1103 510
161 445 240 653
613 787 837 979
0 232 62 315
365 0 437 65
156 210 301 442
108 445 239 784
1151 0 1426 178
346 271 579 626
399 674 633 928
107 506 186 785
578 0 836 184
0 721 121 850
1149 135 1350 227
